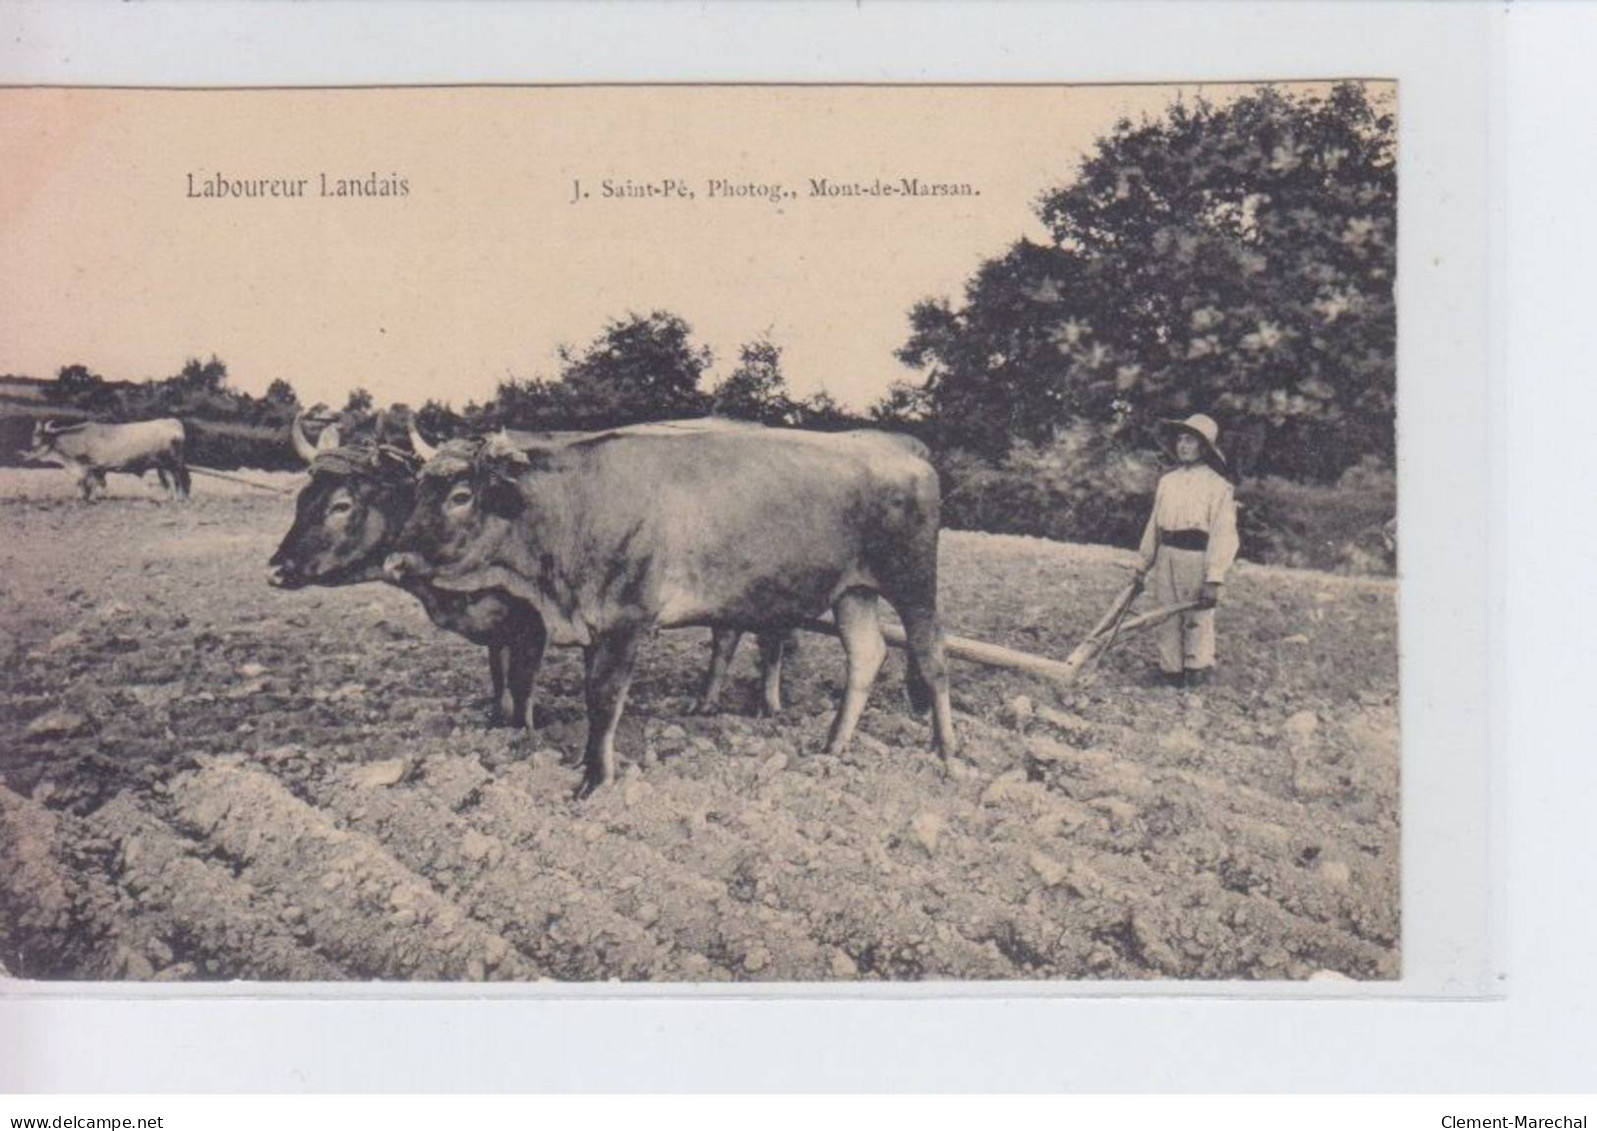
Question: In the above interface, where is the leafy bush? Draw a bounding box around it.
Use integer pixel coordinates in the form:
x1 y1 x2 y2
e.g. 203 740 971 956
183 419 301 472
941 431 1396 575
1235 463 1395 575
940 423 1161 549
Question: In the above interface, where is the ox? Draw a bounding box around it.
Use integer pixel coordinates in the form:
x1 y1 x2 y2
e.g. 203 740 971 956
24 418 190 501
407 415 796 719
269 414 788 736
385 426 957 798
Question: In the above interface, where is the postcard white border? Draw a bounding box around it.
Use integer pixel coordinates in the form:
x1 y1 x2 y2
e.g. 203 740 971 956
0 0 1577 1093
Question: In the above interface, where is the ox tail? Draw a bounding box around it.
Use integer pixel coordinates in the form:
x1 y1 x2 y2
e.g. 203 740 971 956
903 647 935 715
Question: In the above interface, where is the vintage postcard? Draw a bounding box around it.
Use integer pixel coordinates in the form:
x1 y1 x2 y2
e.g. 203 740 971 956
0 83 1403 986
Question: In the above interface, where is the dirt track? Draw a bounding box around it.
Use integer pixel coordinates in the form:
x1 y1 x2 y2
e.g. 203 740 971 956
0 470 1399 981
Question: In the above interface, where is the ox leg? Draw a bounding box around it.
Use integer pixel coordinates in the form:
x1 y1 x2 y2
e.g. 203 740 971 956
895 604 959 758
156 456 187 500
506 618 547 738
155 467 172 498
576 628 642 799
486 646 509 727
824 589 886 755
756 631 788 717
690 628 742 715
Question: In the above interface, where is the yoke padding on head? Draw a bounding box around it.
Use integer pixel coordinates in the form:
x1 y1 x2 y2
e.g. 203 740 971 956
309 443 418 483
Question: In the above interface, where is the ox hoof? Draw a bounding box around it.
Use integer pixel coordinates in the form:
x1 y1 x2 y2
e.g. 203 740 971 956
684 699 720 717
805 749 842 773
492 709 532 733
941 756 978 782
572 769 612 801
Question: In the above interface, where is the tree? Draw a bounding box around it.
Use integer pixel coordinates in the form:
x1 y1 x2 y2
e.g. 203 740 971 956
554 311 713 428
712 336 796 424
263 379 299 408
46 363 113 409
893 240 1084 458
54 363 101 395
415 398 466 441
343 387 374 415
792 390 862 432
870 380 933 427
890 82 1395 480
177 355 229 394
480 376 566 431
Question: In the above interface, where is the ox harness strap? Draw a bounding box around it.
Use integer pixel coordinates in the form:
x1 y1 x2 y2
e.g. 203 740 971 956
310 444 420 482
414 438 481 480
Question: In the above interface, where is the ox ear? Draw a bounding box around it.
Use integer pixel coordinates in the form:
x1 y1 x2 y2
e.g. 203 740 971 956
474 434 530 516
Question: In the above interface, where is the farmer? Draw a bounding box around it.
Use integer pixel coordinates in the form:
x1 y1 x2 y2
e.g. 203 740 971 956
1132 413 1240 688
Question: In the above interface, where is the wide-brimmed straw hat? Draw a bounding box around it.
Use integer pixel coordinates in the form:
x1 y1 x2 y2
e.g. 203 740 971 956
1158 413 1228 471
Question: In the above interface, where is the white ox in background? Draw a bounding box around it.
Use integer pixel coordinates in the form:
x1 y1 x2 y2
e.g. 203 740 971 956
23 418 191 501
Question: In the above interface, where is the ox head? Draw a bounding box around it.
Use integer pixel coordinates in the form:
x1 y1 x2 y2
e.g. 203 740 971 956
22 419 69 465
268 410 420 589
383 433 532 587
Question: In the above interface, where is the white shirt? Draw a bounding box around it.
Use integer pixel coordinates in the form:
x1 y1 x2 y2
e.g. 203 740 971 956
1138 463 1240 583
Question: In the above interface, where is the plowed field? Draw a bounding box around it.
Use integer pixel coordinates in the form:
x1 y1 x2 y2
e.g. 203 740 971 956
0 470 1399 982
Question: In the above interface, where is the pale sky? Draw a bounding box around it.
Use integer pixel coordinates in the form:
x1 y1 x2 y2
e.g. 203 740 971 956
0 83 1342 411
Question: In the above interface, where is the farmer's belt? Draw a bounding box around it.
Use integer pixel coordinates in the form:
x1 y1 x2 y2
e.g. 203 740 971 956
1160 528 1209 552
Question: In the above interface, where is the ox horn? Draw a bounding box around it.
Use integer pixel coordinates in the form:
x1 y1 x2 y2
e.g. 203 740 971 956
290 410 319 464
408 417 438 461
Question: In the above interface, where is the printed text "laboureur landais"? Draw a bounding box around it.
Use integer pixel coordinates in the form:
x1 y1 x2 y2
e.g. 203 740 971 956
185 172 411 199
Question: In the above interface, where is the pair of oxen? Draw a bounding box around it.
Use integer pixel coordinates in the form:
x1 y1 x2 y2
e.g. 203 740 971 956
267 413 958 797
23 418 191 501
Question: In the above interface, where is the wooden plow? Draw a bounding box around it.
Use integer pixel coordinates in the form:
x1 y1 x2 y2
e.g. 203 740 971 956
800 579 1199 688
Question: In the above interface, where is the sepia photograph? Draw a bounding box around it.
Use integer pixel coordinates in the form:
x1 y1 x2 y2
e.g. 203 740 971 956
0 82 1401 985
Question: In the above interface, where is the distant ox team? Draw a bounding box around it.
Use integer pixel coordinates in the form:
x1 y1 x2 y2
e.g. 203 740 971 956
24 417 191 501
